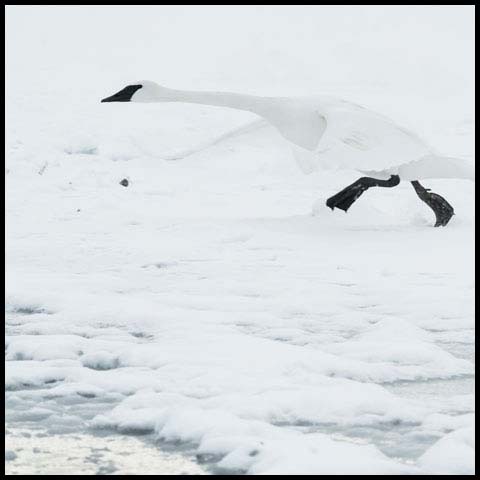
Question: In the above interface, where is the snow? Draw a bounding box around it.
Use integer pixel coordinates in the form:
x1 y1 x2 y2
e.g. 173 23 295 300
5 5 474 475
419 427 475 475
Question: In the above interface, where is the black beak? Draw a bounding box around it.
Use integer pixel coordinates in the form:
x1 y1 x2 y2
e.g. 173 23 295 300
101 84 142 103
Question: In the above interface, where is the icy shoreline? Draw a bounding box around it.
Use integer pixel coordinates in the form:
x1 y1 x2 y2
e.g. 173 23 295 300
5 428 207 476
6 5 474 475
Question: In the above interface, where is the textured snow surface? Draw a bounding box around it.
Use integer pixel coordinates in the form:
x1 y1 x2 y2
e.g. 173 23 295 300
6 5 474 475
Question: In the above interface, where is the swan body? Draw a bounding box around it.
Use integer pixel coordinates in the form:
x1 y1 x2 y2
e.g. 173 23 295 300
102 80 474 182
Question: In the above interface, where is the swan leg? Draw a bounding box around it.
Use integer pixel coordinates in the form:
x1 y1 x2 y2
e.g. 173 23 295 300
411 181 454 227
326 175 400 212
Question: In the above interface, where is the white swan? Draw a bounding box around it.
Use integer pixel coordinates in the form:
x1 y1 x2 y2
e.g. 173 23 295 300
102 81 474 226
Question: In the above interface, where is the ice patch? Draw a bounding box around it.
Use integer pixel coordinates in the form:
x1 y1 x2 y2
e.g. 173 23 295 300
81 352 121 371
63 135 99 156
5 450 17 461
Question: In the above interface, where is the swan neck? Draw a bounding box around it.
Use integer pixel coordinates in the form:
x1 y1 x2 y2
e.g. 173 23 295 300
162 88 271 115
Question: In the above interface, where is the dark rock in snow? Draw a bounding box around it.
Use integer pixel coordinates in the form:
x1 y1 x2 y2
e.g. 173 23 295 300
120 178 129 187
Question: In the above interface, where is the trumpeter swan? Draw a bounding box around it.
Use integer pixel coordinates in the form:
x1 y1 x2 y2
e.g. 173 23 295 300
102 81 474 226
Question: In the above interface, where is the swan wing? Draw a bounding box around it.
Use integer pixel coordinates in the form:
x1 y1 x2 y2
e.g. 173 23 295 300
304 101 433 173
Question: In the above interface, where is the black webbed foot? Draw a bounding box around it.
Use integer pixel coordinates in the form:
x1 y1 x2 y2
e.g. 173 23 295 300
326 175 400 212
411 181 454 227
326 181 369 212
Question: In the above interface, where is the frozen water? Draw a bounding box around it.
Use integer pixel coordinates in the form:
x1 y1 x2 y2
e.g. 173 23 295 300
5 5 474 475
5 428 207 475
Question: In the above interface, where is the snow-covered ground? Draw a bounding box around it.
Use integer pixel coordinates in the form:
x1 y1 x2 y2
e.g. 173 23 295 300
6 5 474 475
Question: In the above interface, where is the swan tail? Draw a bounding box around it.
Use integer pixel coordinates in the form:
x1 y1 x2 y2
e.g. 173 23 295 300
401 155 475 181
361 155 475 181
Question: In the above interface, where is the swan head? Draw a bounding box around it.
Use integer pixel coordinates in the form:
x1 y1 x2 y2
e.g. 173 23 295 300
101 80 169 103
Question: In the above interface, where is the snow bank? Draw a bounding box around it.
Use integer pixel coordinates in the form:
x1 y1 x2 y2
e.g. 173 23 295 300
419 427 475 475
